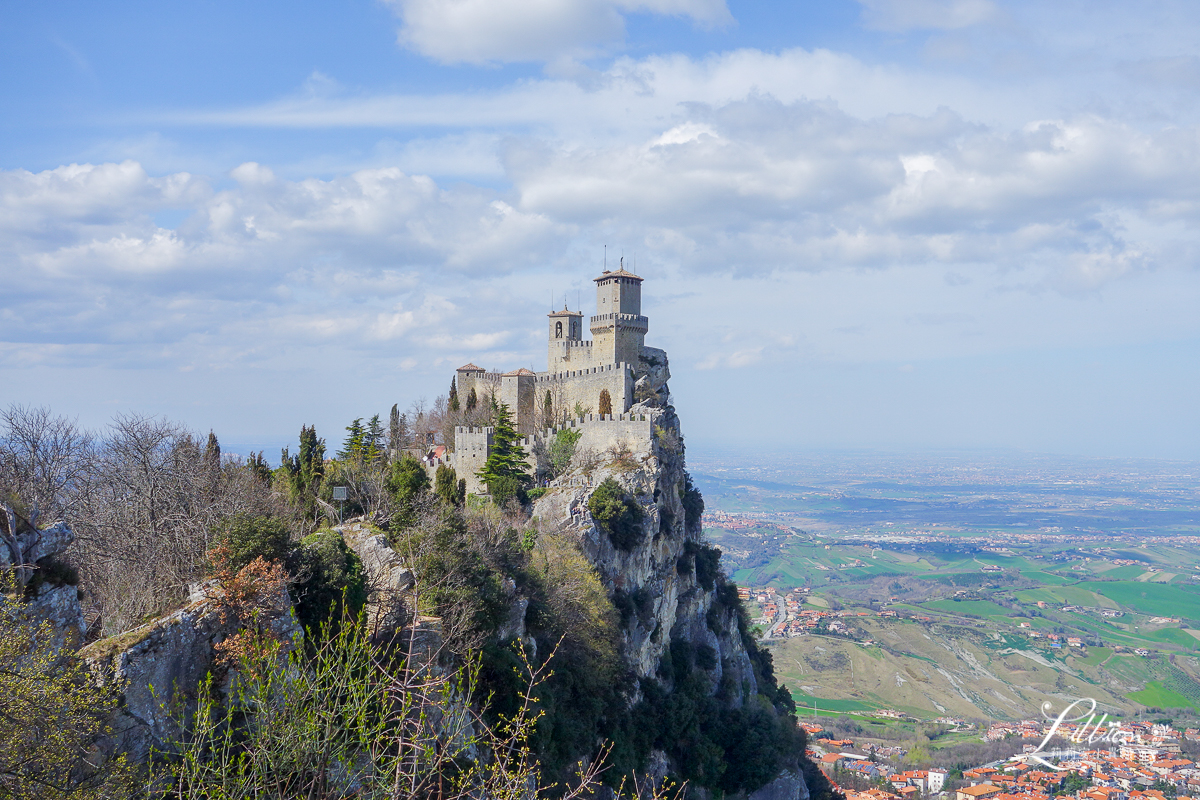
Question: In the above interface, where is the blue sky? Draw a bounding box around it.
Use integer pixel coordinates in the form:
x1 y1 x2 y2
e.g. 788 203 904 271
3 0 1200 460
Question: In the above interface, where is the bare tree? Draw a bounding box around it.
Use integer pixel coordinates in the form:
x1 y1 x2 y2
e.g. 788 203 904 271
0 405 93 521
68 414 281 635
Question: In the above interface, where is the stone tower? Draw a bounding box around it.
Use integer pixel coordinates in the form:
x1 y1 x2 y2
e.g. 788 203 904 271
590 261 646 368
547 306 585 370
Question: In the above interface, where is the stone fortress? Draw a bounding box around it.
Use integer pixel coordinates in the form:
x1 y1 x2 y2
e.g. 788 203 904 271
449 262 672 494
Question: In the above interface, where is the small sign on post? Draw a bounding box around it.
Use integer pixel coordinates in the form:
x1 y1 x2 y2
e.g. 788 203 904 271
332 486 348 523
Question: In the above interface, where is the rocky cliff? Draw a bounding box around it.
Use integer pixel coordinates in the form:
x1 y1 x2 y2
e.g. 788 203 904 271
534 404 757 697
532 397 820 799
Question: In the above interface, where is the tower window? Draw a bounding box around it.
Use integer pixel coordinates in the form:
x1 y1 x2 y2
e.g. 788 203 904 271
555 321 562 338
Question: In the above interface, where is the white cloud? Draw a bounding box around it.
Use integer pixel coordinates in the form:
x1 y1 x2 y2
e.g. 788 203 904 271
386 0 732 65
858 0 999 32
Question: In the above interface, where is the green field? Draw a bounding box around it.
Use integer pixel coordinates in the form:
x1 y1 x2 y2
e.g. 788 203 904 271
1127 681 1197 709
1079 581 1200 620
922 599 1013 618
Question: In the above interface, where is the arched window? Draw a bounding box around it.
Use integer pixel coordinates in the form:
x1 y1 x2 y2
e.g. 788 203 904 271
555 321 562 338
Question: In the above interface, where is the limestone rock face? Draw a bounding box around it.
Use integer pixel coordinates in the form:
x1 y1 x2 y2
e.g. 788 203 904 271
339 521 414 638
637 347 671 389
634 347 671 406
22 582 85 649
83 586 302 763
533 405 758 702
747 771 812 800
0 520 77 567
0 519 86 649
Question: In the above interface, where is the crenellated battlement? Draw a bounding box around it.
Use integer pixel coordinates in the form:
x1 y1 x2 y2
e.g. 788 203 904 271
538 361 632 382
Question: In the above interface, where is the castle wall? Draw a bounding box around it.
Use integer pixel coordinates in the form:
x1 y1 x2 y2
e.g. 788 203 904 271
536 362 632 423
452 411 658 497
535 412 656 459
500 373 536 436
456 370 501 409
548 339 597 371
450 426 493 496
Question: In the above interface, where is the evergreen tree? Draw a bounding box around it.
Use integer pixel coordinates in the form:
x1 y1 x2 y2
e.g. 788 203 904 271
204 430 221 471
247 451 272 486
542 389 554 429
387 453 431 528
466 387 478 412
388 404 402 455
477 399 531 504
339 418 365 461
448 378 460 412
434 464 466 507
282 425 325 520
598 389 613 416
203 430 222 499
364 414 385 464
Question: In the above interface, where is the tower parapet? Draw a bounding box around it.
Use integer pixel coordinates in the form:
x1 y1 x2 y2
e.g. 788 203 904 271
590 265 646 368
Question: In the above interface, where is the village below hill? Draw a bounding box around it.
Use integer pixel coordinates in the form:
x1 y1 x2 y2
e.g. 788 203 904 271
806 714 1200 800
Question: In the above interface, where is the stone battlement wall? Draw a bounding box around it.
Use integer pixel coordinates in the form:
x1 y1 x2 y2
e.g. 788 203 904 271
538 361 630 382
530 411 656 460
548 338 597 371
537 362 633 423
451 411 661 496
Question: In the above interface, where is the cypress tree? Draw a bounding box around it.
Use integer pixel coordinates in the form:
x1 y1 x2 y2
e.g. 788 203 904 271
598 389 613 417
466 387 478 412
389 404 401 454
282 425 325 520
204 431 221 471
448 378 460 412
542 389 553 429
435 464 466 507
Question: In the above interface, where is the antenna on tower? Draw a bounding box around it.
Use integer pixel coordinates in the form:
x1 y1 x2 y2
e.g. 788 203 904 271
604 245 606 271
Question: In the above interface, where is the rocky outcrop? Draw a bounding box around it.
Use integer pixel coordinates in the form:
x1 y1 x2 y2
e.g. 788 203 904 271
82 583 302 763
339 521 414 639
534 404 757 702
0 519 76 568
0 515 86 650
634 346 671 406
748 771 812 800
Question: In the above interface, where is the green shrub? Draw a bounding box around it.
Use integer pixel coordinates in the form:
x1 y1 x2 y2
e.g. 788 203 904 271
688 541 721 591
526 487 547 502
488 475 528 507
680 473 704 531
612 589 636 627
292 530 367 632
548 428 581 477
386 450 429 520
434 464 466 507
23 555 80 599
211 514 291 572
588 478 644 550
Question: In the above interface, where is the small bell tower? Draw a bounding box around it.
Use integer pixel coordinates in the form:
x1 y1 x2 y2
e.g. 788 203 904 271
547 305 584 370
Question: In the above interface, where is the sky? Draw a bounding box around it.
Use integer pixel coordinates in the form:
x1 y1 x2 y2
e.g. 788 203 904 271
3 0 1200 461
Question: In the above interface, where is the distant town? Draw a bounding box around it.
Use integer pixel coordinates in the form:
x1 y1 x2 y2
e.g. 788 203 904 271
808 716 1200 800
